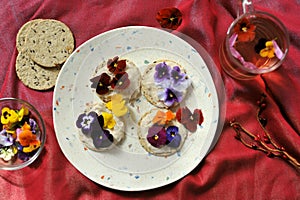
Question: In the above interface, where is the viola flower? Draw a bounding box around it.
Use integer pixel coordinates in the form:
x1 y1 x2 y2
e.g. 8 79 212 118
91 128 114 149
17 122 40 151
106 94 128 117
170 66 190 90
107 56 127 75
0 129 14 146
259 40 275 58
90 73 111 95
23 140 40 153
158 88 183 107
170 66 185 84
76 111 98 135
110 72 130 90
17 107 29 122
0 146 17 161
152 110 175 125
29 118 38 134
101 112 116 130
156 7 183 30
147 124 167 148
176 107 203 132
154 62 171 83
1 107 19 125
233 17 256 42
166 126 181 148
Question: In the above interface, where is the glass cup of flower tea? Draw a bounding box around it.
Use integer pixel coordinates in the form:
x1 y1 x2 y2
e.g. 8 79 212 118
219 0 289 80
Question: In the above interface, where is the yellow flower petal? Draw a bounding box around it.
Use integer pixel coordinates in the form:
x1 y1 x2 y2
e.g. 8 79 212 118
113 106 128 117
105 94 128 117
9 110 19 123
18 107 29 121
260 49 269 57
101 112 116 129
265 41 274 48
106 101 112 110
23 140 41 153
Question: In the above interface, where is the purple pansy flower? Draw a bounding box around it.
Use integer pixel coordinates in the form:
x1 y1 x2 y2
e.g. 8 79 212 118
158 88 183 107
0 129 14 147
170 66 185 84
29 118 37 134
166 126 181 148
154 62 171 83
76 111 98 135
91 128 113 149
147 124 167 148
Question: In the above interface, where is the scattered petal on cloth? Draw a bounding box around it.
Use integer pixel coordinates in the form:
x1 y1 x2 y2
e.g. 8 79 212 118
156 7 183 30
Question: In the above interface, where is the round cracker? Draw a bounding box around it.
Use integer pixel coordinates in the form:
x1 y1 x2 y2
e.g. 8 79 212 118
92 58 141 103
16 51 61 90
16 19 43 52
26 19 74 67
141 60 190 109
77 103 125 152
137 108 187 157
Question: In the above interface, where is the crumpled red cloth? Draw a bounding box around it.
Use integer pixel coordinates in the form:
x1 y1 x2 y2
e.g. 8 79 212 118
0 0 299 199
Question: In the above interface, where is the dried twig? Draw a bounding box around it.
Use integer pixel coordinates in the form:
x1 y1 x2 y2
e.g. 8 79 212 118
229 94 300 171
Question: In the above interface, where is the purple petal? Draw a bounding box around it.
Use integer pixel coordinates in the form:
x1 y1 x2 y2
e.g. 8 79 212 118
229 33 238 47
0 130 13 146
166 126 181 148
158 88 183 107
154 62 171 83
273 40 284 60
147 125 167 148
91 129 113 148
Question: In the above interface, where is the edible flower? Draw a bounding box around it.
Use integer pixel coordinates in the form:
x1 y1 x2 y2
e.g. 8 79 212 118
233 17 256 42
152 110 175 125
154 62 191 107
76 111 98 135
176 107 204 132
0 146 17 161
107 56 127 75
17 122 39 149
110 72 130 90
91 128 114 149
101 112 116 129
0 129 14 146
158 88 183 107
23 140 40 153
106 94 128 117
154 62 171 83
147 124 167 148
90 73 111 95
1 107 19 125
166 126 181 148
256 39 284 59
156 7 183 30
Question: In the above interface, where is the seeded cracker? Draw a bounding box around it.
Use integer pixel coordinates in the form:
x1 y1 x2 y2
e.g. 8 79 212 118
16 52 61 90
26 19 74 67
16 19 43 52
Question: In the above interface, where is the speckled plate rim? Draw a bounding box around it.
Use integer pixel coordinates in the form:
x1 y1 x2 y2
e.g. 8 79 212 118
53 26 221 191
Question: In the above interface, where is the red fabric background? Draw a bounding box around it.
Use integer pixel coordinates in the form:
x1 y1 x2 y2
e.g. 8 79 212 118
0 0 299 199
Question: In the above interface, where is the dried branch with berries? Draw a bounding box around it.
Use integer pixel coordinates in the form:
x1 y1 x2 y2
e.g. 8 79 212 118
230 94 300 171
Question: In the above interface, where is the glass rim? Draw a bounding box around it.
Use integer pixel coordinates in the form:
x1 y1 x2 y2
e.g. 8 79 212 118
225 11 290 75
0 97 46 170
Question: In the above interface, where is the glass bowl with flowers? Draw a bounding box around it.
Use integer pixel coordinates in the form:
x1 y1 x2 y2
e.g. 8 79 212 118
0 98 45 170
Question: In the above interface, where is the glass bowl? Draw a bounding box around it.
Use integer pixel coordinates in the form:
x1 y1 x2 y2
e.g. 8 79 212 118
0 98 46 170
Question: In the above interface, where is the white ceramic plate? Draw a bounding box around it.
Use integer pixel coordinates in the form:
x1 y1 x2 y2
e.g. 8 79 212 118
53 26 219 191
